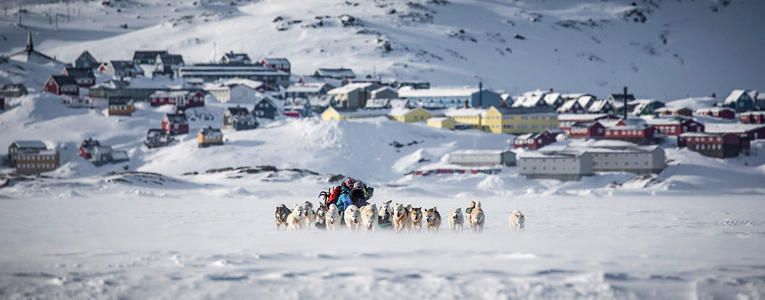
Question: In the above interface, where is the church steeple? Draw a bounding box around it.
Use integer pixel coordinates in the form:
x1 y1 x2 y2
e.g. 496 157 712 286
25 31 33 52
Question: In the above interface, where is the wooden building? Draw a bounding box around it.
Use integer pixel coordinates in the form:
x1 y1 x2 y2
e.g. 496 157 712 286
162 113 189 135
448 150 516 167
679 132 748 158
108 98 135 116
198 127 224 147
8 140 59 174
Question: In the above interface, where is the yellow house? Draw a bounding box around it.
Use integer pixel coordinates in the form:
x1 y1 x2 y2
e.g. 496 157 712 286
388 107 433 123
427 117 456 129
482 107 558 134
444 108 487 129
198 127 224 147
321 106 390 121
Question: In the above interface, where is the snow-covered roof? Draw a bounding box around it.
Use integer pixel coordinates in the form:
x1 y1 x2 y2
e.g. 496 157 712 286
13 140 48 149
724 89 754 104
111 150 129 161
428 117 452 122
543 93 561 106
697 107 734 113
511 89 548 107
557 113 612 121
152 90 189 98
372 86 397 94
705 123 765 134
398 87 480 98
301 76 342 87
286 84 326 93
222 52 251 63
451 149 510 155
587 99 611 112
263 58 290 65
389 107 428 117
558 99 579 111
443 107 488 117
200 127 223 136
316 68 355 79
326 107 391 117
327 83 376 95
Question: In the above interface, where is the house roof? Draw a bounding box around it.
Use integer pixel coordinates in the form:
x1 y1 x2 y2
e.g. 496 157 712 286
327 83 376 94
365 98 391 108
50 75 78 86
325 107 391 117
543 93 561 105
12 140 48 150
587 99 611 112
389 107 428 117
77 51 97 62
226 106 250 115
372 86 397 94
609 93 635 101
200 127 223 136
286 84 326 93
301 75 342 87
316 68 355 78
222 52 251 62
557 113 613 121
158 54 184 65
262 58 290 65
705 123 765 134
558 99 580 111
443 107 488 117
723 89 753 104
108 98 133 105
398 87 481 98
133 50 168 60
164 114 188 124
64 67 95 78
512 90 548 107
697 107 734 113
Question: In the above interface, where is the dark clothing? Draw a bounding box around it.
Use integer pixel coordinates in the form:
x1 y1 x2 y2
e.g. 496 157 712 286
349 189 367 207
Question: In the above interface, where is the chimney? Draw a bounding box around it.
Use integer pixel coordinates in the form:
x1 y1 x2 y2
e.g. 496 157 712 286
623 86 628 120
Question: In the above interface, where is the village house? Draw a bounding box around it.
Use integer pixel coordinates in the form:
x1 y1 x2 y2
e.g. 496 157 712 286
299 75 342 89
557 113 618 132
90 145 129 166
327 83 381 108
7 140 59 174
603 124 658 145
261 58 291 73
108 97 135 117
388 107 433 123
481 106 558 134
62 67 96 87
607 93 636 105
443 107 485 130
177 64 289 88
705 124 765 141
656 107 692 117
198 127 224 147
62 96 94 108
512 89 551 108
390 80 430 90
448 150 516 167
154 53 184 77
571 141 666 175
557 99 587 114
283 97 312 118
206 78 274 103
144 129 172 148
2 84 28 98
43 75 79 96
364 98 391 109
723 89 757 112
679 132 748 158
89 80 166 101
149 90 205 108
321 107 390 120
220 52 251 65
74 51 99 69
398 85 504 108
620 99 663 116
427 117 456 130
513 129 560 150
308 95 335 115
252 97 278 120
644 117 704 136
587 99 616 115
162 113 189 135
78 138 100 159
370 87 399 100
740 111 765 124
696 107 736 119
518 150 594 181
98 60 141 79
133 50 166 65
314 68 356 80
567 121 606 139
285 83 332 99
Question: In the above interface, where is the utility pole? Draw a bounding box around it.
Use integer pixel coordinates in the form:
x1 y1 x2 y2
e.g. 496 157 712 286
67 6 70 22
623 86 628 120
18 6 22 26
49 7 52 25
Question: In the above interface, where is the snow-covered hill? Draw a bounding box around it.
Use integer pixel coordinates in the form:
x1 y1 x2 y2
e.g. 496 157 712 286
1 0 763 101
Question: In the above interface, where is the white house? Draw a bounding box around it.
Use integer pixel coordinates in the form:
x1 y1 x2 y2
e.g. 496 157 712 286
518 150 594 181
205 79 268 103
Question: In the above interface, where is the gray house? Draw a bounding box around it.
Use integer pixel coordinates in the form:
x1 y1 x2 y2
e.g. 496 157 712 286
448 150 516 167
398 85 504 108
518 151 594 181
91 146 129 166
223 106 258 130
253 97 278 120
2 84 28 98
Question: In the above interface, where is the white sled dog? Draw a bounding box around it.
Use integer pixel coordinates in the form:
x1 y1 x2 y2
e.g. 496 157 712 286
286 203 305 231
508 210 525 231
447 207 464 233
344 205 361 231
408 206 422 233
361 203 378 232
378 200 393 224
300 201 315 230
424 207 441 234
392 203 411 233
468 201 485 233
325 204 341 231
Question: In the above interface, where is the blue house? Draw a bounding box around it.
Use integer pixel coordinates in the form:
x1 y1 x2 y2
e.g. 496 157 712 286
723 89 757 112
74 51 99 69
398 84 504 108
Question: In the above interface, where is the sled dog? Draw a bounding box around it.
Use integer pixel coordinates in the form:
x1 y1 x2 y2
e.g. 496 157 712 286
300 201 316 230
378 200 393 224
286 203 305 231
275 204 292 231
314 203 327 230
326 204 341 231
468 201 485 233
408 206 422 233
447 207 464 233
424 207 441 234
361 203 378 232
392 203 411 233
509 210 525 231
344 205 361 231
465 201 476 225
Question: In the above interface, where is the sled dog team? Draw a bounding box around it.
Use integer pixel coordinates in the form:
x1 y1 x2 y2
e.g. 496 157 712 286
276 199 525 233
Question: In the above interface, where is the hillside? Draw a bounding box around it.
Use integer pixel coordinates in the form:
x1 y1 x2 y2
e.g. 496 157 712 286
1 0 763 101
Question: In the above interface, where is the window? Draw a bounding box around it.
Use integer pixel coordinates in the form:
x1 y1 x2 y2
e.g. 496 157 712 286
532 116 538 120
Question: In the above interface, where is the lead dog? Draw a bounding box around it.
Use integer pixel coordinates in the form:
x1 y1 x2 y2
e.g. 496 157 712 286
424 207 441 234
378 200 392 225
447 207 464 233
361 203 378 232
392 203 411 233
509 210 525 231
408 206 422 233
468 201 485 233
325 204 341 231
344 205 361 231
300 201 316 230
275 204 292 231
286 203 305 231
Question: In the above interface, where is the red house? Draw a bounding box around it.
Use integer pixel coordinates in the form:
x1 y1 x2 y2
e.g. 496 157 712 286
79 138 101 159
150 90 205 108
557 99 586 114
43 75 79 95
740 111 765 124
696 107 736 119
558 113 618 132
514 130 560 150
705 124 765 141
645 118 704 136
261 58 291 73
604 125 657 145
679 132 748 158
567 121 606 139
162 113 189 135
